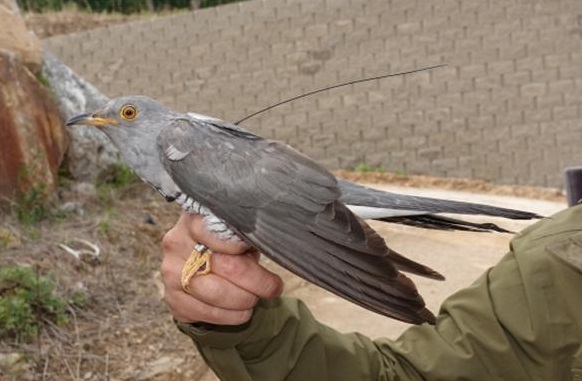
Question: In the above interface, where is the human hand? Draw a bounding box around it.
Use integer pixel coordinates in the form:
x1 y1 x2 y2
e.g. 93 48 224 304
161 213 284 325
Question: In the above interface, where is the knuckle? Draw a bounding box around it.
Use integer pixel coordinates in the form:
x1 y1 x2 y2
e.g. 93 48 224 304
198 305 220 323
219 240 250 255
232 309 253 325
162 290 179 314
198 278 221 302
218 254 249 279
161 229 182 253
242 294 259 309
199 306 252 325
160 258 176 282
261 274 283 297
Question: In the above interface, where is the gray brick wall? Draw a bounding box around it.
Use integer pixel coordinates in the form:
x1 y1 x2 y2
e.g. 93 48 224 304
44 0 582 187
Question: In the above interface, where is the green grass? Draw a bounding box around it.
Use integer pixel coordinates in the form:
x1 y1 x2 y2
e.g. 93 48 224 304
354 163 387 174
0 266 83 343
12 184 49 225
36 72 51 88
96 163 140 207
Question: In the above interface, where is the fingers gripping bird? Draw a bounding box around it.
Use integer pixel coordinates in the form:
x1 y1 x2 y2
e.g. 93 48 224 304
67 96 540 324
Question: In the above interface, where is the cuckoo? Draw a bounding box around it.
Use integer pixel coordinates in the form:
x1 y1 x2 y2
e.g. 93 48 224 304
67 96 540 324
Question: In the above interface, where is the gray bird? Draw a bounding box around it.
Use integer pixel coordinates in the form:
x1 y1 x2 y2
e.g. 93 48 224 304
67 96 540 324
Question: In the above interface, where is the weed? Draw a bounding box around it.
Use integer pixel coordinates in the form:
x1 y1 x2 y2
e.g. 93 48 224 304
13 184 49 225
97 219 110 234
69 290 86 309
57 166 73 188
97 208 117 235
0 266 70 343
11 155 52 225
393 168 407 176
354 163 387 174
103 163 139 188
96 163 139 206
0 233 10 250
36 72 51 88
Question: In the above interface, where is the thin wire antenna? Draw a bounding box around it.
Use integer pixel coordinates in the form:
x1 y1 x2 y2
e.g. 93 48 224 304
235 63 447 125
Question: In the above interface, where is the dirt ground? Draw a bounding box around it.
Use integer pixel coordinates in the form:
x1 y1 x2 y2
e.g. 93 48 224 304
0 170 567 380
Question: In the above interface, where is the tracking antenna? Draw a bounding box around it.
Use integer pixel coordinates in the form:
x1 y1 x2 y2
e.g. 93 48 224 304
235 63 447 125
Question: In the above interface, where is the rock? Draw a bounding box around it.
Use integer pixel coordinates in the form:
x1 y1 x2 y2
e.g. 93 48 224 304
0 352 31 380
71 181 98 199
135 356 184 380
0 0 42 73
0 52 67 203
57 201 85 216
42 51 120 181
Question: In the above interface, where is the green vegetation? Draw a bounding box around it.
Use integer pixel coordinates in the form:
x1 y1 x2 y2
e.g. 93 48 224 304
17 0 246 13
96 162 139 205
0 232 12 250
354 163 387 174
10 154 51 225
13 184 49 225
97 208 117 234
0 266 84 342
35 72 51 88
105 162 139 188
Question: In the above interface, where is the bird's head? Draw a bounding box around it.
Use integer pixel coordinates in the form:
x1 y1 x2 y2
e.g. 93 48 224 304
66 96 180 186
66 95 175 136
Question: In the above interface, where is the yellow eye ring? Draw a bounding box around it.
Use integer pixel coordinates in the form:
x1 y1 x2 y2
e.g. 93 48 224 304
120 105 138 120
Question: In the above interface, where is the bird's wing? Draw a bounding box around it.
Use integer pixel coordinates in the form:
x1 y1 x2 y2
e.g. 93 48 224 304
186 111 541 233
157 117 437 324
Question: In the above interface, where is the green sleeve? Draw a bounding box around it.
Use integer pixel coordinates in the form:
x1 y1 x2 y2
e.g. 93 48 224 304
176 297 408 381
176 205 582 381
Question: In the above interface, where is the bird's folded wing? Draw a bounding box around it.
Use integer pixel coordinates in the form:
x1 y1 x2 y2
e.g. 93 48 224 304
157 118 435 323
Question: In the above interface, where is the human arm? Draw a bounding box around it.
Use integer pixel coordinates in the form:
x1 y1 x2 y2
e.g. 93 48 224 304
163 209 582 381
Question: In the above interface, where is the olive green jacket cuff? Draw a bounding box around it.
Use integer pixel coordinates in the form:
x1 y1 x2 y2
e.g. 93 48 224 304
176 297 399 381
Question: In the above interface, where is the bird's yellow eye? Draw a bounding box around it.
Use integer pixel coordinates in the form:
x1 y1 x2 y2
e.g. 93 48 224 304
120 105 138 121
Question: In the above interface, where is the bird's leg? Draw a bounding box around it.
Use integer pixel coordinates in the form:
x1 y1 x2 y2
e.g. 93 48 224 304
181 243 212 291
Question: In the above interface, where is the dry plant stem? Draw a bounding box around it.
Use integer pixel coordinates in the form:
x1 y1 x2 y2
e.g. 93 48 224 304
42 354 49 380
105 352 110 379
69 306 82 379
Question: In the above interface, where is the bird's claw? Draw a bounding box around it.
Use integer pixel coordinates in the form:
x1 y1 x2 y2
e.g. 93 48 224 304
181 244 212 291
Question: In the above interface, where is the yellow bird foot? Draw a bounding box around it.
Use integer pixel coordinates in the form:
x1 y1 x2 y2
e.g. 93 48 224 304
181 243 213 291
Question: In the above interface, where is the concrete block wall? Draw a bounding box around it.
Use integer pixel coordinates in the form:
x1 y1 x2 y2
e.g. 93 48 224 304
44 0 582 187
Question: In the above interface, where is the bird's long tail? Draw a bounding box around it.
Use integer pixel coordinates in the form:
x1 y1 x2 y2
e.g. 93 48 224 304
377 214 514 233
339 179 542 232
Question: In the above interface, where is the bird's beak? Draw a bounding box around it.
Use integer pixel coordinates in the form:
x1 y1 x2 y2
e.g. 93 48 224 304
66 113 118 128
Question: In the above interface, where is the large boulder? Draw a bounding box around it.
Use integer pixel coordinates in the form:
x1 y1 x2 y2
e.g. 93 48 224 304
0 0 42 73
0 53 67 202
42 52 120 181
